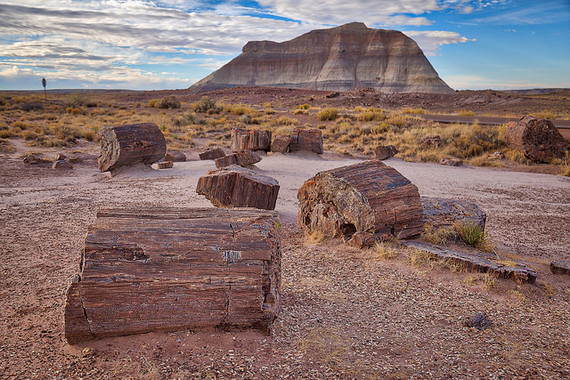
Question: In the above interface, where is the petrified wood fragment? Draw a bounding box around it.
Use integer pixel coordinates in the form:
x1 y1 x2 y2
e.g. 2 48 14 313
289 128 323 154
231 128 272 152
199 147 226 160
422 197 486 231
157 160 173 169
197 166 279 210
505 116 568 162
404 241 537 284
374 145 398 160
98 123 166 173
215 150 261 169
165 150 186 162
65 207 281 343
298 160 423 245
550 261 570 276
271 135 292 153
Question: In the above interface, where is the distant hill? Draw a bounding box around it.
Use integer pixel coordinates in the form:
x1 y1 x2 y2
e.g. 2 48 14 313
189 22 454 94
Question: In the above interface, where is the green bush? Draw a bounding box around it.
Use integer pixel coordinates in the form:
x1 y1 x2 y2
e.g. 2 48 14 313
157 95 181 109
454 221 489 249
193 96 218 113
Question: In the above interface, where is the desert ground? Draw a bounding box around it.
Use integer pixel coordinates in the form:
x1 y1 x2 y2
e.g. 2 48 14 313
1 88 569 378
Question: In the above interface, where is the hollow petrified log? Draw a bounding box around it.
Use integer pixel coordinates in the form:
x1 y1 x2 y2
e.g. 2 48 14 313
231 128 272 152
505 116 568 162
289 128 323 154
298 160 423 245
197 165 279 210
65 207 281 343
215 150 261 168
199 147 226 160
98 123 166 173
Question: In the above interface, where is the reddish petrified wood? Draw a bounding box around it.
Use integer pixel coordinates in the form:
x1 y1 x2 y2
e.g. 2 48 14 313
271 135 292 153
505 116 568 162
98 123 166 173
199 147 226 160
374 145 398 160
231 128 272 152
298 160 423 245
197 166 279 210
64 207 281 343
289 128 323 154
422 197 486 231
165 150 186 162
215 150 261 168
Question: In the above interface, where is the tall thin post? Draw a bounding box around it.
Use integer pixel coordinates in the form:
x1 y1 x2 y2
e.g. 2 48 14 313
42 78 47 101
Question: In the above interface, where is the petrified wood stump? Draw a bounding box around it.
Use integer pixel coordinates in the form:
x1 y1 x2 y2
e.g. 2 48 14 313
199 147 226 160
231 128 272 152
298 160 423 245
289 128 323 154
197 166 280 210
505 116 568 162
65 207 281 343
98 123 166 173
215 150 261 169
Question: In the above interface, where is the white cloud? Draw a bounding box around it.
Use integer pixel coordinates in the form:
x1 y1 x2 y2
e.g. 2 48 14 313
404 31 475 55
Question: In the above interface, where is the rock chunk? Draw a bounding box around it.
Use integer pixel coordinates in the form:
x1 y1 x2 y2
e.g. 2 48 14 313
289 128 323 154
65 207 281 343
298 160 423 245
199 147 226 160
23 153 51 165
271 135 292 153
464 313 493 330
157 161 173 169
165 150 186 162
550 260 570 276
439 158 463 166
422 197 486 231
98 123 166 173
374 145 398 160
419 135 441 147
215 150 261 168
505 115 568 162
52 160 73 169
197 166 280 210
231 128 271 152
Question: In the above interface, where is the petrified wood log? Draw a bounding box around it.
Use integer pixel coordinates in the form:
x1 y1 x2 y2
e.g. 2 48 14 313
404 241 537 284
231 128 272 152
157 160 173 169
65 207 281 343
197 166 279 210
289 128 323 154
271 135 292 153
298 160 423 245
98 123 166 173
374 145 398 160
199 147 226 160
550 261 570 276
505 116 568 162
215 150 261 169
422 197 486 231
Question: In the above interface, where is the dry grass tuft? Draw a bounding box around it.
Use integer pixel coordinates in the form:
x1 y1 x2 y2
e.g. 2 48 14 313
317 108 339 121
422 223 455 245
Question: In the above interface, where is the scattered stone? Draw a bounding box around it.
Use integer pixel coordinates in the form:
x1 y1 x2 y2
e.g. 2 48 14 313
550 260 570 276
55 153 67 161
215 150 261 168
422 197 486 231
23 153 51 165
157 160 173 169
404 241 537 283
231 128 272 152
419 135 441 147
374 145 398 160
505 115 568 162
289 128 323 154
326 92 340 98
439 157 463 166
65 207 281 343
298 160 423 245
199 147 226 160
197 165 280 210
52 160 73 169
464 313 493 330
271 135 292 153
165 150 186 162
490 151 505 160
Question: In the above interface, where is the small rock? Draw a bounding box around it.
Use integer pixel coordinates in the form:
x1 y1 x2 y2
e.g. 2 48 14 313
165 150 186 162
419 135 441 147
55 153 67 161
23 154 50 165
374 145 398 160
464 313 493 330
439 158 463 166
52 160 73 169
550 260 570 276
325 91 340 98
199 147 226 160
157 161 173 169
215 150 261 168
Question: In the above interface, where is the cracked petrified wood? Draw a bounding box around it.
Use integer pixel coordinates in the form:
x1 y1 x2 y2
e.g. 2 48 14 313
505 116 568 162
404 241 537 284
231 128 272 152
422 197 486 231
65 207 281 344
215 150 261 168
298 160 423 245
98 123 166 173
289 128 323 154
199 147 226 161
197 166 279 210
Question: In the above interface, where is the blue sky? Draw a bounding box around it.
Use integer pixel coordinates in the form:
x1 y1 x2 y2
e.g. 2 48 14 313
0 0 568 91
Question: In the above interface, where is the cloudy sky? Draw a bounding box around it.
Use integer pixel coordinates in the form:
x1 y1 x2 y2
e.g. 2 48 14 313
0 0 569 91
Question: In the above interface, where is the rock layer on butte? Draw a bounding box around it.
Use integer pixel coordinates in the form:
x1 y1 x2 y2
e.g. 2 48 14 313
190 22 454 94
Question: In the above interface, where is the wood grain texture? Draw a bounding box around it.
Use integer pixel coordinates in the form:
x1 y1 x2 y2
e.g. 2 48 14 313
231 128 272 152
289 128 323 154
98 123 166 172
215 150 261 168
298 160 423 244
65 207 281 343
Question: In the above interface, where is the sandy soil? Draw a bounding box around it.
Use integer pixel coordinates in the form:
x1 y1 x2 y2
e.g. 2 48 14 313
1 142 569 378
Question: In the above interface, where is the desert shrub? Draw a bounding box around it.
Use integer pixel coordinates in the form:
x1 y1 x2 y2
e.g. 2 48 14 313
386 113 410 129
454 221 489 249
193 96 218 113
422 223 454 245
65 92 89 108
373 241 399 259
276 116 298 126
0 139 15 153
228 105 256 116
402 107 426 115
357 110 384 122
157 95 181 109
0 129 15 138
371 123 389 135
264 108 275 115
22 130 38 140
296 104 310 109
458 109 475 116
294 109 308 115
533 110 556 119
317 108 339 121
20 102 44 112
148 99 158 107
173 111 204 127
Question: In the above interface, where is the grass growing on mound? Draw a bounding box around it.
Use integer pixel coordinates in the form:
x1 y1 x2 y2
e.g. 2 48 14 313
454 221 493 251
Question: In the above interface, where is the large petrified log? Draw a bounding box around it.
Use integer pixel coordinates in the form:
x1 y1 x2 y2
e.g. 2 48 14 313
404 241 537 284
289 128 323 154
298 160 423 245
199 147 226 160
505 115 568 162
197 165 279 210
65 207 281 343
231 128 272 152
98 123 166 173
215 150 261 168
